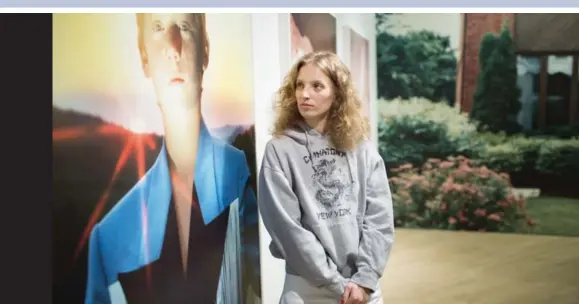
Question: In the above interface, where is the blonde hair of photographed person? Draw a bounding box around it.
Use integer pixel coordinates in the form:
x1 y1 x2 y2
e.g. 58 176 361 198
272 51 370 152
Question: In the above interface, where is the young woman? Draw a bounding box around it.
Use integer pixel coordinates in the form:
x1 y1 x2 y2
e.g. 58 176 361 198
258 51 395 304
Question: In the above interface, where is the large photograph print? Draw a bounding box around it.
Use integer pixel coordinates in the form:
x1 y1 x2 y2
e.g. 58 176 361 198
290 13 337 64
52 13 260 304
376 12 579 303
376 12 579 237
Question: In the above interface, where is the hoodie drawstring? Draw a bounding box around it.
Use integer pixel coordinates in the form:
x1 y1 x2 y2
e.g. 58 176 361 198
304 130 316 172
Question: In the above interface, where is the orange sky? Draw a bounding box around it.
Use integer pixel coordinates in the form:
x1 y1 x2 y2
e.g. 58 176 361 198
53 13 255 133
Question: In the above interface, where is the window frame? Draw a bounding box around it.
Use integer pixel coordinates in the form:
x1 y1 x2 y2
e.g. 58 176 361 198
516 52 579 128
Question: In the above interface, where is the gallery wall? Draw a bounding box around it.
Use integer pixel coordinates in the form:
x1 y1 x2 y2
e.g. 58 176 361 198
251 13 377 304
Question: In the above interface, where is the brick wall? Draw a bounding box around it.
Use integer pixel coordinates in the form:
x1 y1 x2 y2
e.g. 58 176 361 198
456 13 515 113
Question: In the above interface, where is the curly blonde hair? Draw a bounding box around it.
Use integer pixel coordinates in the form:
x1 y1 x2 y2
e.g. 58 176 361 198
272 51 370 151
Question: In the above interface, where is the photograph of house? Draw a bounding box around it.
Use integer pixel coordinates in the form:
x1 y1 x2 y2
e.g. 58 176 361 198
376 13 579 303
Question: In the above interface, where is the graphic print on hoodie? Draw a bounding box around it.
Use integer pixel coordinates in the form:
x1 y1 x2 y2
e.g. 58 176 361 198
309 147 354 218
258 121 395 298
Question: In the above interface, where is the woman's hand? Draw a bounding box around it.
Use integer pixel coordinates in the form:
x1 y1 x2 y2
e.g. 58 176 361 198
341 282 370 304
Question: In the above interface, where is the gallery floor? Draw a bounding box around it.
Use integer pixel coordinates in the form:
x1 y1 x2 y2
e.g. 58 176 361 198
379 229 579 304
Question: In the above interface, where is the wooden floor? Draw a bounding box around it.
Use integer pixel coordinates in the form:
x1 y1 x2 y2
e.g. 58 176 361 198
380 229 579 304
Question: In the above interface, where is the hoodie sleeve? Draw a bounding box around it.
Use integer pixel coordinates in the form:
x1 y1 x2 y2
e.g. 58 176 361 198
258 143 347 296
350 148 395 292
85 224 112 304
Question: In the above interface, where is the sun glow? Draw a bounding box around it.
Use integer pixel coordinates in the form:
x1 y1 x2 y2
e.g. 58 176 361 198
52 121 158 262
129 116 148 134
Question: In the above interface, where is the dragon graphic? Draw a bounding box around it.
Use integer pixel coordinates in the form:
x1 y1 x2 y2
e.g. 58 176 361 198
311 158 349 209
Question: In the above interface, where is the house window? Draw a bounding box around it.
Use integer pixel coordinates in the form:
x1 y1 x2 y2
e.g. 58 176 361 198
546 55 573 127
516 56 540 131
516 54 579 130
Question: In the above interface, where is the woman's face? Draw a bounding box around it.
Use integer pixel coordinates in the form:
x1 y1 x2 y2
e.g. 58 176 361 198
295 63 335 122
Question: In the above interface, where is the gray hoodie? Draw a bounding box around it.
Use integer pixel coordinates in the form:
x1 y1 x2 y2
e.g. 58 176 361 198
258 122 395 297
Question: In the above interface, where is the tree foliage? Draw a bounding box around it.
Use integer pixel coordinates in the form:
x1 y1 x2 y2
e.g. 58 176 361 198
375 13 394 33
376 14 457 105
470 19 521 133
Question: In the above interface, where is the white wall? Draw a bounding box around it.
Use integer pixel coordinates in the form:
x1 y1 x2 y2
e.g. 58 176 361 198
251 13 377 304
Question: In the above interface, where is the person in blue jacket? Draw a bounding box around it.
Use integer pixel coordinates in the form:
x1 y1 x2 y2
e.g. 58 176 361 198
84 13 257 304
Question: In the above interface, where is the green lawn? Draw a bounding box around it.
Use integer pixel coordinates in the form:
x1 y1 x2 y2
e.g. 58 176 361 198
526 196 579 237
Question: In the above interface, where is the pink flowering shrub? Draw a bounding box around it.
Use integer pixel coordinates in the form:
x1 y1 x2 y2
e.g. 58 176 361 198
389 156 535 233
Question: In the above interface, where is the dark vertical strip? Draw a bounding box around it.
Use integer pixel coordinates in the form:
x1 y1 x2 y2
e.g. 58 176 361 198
0 13 53 304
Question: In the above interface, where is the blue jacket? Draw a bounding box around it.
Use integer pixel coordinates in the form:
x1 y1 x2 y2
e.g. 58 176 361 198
85 122 257 304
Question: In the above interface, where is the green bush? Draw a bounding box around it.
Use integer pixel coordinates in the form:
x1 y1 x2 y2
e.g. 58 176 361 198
536 139 579 176
475 131 510 146
378 117 456 168
376 98 579 196
476 143 524 173
475 134 579 177
378 98 484 169
378 97 479 136
525 123 579 139
389 156 534 233
472 133 579 195
509 136 547 172
475 134 545 173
